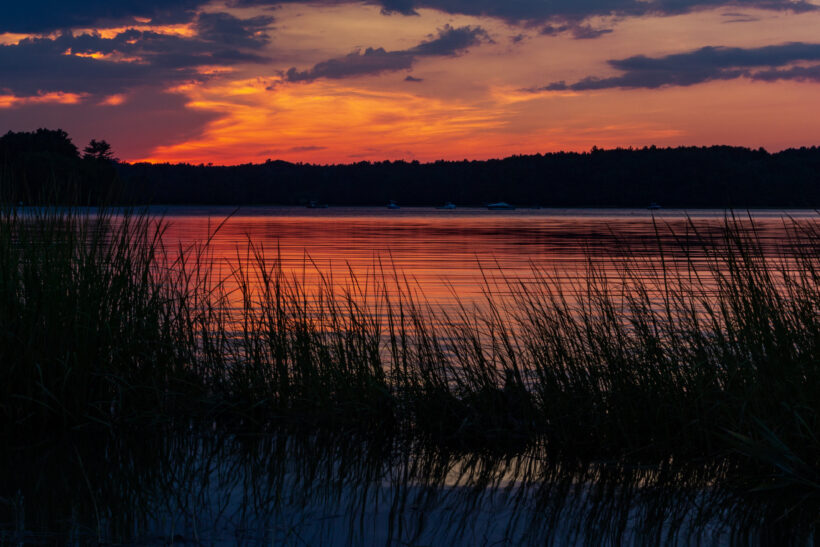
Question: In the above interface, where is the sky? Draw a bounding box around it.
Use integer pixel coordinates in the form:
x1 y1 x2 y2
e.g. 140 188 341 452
2 0 820 164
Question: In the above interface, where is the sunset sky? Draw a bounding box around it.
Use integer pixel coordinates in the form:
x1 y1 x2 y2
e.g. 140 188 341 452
2 0 820 164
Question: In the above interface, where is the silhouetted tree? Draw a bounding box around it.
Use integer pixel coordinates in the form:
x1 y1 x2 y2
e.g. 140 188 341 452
0 130 125 204
83 139 115 162
0 128 82 202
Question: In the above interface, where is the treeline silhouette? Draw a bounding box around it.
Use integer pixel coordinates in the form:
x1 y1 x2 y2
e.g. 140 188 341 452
3 128 820 207
0 129 119 203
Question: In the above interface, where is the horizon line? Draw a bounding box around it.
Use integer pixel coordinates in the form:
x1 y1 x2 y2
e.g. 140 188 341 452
126 142 820 168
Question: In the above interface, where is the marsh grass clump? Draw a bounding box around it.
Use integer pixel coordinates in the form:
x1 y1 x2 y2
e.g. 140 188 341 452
0 206 212 431
352 215 820 487
498 217 820 485
217 245 395 428
0 205 396 433
417 217 820 479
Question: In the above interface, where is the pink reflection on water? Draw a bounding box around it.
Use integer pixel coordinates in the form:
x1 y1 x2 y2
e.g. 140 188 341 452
156 207 816 310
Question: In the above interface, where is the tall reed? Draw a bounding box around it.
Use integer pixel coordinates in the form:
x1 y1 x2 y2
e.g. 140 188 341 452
0 206 208 430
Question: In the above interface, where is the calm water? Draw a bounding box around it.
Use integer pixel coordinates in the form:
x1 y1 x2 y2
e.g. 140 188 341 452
2 431 815 545
157 206 818 309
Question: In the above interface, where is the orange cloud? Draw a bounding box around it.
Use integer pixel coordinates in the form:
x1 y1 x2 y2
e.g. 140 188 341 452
62 48 143 63
131 75 697 165
0 92 87 108
135 78 513 164
0 32 30 45
75 23 197 39
100 94 127 106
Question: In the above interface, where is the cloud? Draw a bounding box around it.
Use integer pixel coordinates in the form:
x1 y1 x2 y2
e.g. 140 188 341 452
532 42 820 91
0 92 87 108
195 12 274 48
0 1 208 33
571 24 615 39
0 36 177 96
541 23 614 40
285 48 414 82
289 145 327 151
404 75 423 82
721 11 760 22
260 145 329 154
285 24 489 82
3 0 816 36
377 0 420 14
409 24 493 54
371 0 815 23
0 12 274 98
751 64 820 82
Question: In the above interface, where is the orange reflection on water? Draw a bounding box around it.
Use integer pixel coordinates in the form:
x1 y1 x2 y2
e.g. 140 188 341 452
156 207 819 323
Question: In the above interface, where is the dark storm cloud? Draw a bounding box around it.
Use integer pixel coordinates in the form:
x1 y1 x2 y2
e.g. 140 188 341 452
0 36 171 96
532 42 820 91
195 12 274 48
0 1 207 33
285 47 415 82
4 0 815 35
285 24 489 82
0 12 274 97
304 0 816 22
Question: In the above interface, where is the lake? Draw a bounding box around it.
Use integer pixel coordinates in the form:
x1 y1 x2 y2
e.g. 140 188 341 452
156 206 819 314
2 430 814 545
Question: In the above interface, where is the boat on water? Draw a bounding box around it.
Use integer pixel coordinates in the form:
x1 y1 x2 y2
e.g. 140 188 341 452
306 200 328 209
437 202 456 210
486 202 515 210
647 202 662 210
387 200 401 210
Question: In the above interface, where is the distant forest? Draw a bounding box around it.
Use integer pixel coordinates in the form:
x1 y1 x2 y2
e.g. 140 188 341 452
2 128 820 207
